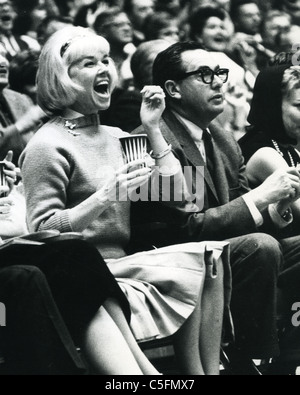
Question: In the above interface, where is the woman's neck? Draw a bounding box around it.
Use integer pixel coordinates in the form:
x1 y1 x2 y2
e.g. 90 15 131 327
62 108 94 119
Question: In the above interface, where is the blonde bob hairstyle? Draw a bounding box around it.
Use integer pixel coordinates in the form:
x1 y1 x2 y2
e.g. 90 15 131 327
282 66 300 99
37 26 111 116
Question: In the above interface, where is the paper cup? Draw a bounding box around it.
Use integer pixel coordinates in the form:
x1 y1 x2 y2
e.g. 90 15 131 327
120 134 148 165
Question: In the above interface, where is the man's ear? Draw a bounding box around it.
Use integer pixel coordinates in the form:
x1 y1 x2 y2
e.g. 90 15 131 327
165 80 181 100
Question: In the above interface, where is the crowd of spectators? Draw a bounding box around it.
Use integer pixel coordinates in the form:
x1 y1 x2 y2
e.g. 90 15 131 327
0 0 298 146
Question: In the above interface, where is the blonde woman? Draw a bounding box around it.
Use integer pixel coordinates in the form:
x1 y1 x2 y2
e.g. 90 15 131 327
20 26 230 375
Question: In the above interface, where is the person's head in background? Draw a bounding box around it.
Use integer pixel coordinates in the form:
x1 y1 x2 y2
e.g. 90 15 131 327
277 24 300 53
189 6 231 52
12 0 47 37
73 0 124 28
156 0 182 16
0 0 16 35
123 0 154 32
230 0 262 35
281 66 300 143
261 10 291 52
248 64 300 146
142 11 180 44
9 49 40 103
93 7 134 89
189 0 232 14
273 0 300 26
130 39 171 90
53 0 86 18
93 7 133 51
36 15 73 47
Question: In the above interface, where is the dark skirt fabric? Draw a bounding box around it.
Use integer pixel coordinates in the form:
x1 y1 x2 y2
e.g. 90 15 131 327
0 239 130 374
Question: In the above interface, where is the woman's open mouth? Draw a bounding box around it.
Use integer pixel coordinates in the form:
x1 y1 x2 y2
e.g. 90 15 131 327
94 81 110 96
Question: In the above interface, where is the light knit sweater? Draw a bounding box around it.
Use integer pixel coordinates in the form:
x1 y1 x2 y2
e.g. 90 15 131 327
19 114 132 260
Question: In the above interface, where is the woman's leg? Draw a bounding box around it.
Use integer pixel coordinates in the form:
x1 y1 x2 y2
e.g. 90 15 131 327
82 305 144 375
103 299 160 375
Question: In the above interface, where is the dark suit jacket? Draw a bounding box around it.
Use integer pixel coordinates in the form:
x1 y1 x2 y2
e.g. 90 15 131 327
0 88 34 164
129 109 266 249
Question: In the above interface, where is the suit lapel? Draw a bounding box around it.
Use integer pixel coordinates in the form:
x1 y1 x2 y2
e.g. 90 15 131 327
162 111 220 204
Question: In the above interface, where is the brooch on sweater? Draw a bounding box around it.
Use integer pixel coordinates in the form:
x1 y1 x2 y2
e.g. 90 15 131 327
65 121 81 136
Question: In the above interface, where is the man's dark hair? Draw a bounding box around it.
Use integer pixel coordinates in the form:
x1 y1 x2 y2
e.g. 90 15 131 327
9 49 40 95
142 11 177 41
152 41 204 95
189 6 226 41
230 0 259 22
123 0 134 15
93 7 123 34
36 15 73 42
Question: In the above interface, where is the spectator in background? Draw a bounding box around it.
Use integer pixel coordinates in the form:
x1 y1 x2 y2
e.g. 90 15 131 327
0 48 45 165
261 10 292 53
102 39 171 132
0 0 39 60
278 24 300 53
229 0 279 70
250 9 292 70
12 0 47 47
53 0 91 19
36 15 73 47
52 0 74 17
155 0 182 16
8 49 40 103
142 11 181 44
188 6 253 138
183 0 235 43
273 0 300 26
189 6 231 53
189 0 232 14
230 0 262 39
74 0 122 28
123 0 154 46
93 7 135 90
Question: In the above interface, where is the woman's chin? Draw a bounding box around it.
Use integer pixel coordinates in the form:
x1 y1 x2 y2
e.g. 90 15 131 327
99 101 111 111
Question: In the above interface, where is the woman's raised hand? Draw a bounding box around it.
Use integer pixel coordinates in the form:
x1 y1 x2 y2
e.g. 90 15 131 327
140 86 166 132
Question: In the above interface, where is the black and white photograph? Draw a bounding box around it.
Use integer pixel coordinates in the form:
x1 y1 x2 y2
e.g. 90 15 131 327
1 0 300 379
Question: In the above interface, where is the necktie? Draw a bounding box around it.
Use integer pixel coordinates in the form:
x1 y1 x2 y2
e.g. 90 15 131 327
203 129 215 178
0 96 13 127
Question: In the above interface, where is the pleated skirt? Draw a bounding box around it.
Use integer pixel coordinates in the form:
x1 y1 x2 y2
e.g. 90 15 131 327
107 241 230 343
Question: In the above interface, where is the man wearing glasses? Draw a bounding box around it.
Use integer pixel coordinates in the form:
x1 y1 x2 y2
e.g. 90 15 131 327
133 41 300 375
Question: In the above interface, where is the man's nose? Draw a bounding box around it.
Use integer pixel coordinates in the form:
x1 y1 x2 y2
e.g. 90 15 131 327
212 74 224 88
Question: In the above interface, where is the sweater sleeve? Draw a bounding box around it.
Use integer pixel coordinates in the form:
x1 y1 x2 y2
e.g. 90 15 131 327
19 134 73 233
